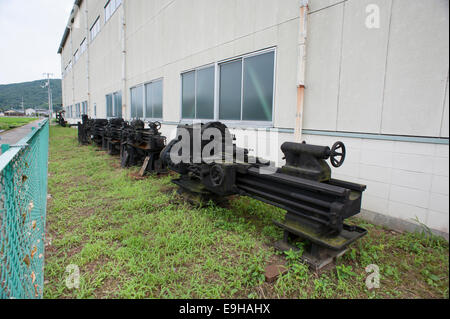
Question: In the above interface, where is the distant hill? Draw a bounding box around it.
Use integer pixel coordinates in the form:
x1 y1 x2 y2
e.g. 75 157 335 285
0 79 62 112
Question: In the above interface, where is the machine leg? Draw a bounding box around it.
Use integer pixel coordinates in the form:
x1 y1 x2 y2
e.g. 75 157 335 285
274 229 348 272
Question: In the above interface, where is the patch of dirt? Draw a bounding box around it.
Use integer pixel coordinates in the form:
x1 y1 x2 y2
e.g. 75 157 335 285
128 172 147 180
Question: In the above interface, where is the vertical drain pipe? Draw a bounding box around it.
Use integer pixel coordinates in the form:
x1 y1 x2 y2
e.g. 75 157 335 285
70 25 75 116
121 0 127 119
85 1 91 116
294 0 309 142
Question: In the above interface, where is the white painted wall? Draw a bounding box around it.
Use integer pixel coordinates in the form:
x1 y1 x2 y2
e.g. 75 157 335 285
304 0 449 138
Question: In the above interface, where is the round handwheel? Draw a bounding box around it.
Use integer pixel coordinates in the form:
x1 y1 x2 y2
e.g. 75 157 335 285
330 141 346 168
210 165 224 187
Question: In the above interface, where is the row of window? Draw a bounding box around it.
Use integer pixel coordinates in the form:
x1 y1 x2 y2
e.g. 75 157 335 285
64 36 87 77
63 0 121 77
130 49 275 123
65 101 87 119
65 49 275 123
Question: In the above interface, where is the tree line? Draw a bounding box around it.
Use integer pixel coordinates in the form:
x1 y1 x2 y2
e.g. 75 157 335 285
0 79 62 112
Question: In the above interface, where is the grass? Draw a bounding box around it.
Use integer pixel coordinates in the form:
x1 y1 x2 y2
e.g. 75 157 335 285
44 126 449 299
0 116 38 131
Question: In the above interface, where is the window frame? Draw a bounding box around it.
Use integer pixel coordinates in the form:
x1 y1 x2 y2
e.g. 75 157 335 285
66 60 72 73
179 47 276 128
130 78 164 121
90 16 101 42
105 0 122 23
144 78 164 120
73 49 79 63
106 91 122 118
180 63 216 122
75 103 81 118
80 38 87 55
129 85 144 119
82 101 88 115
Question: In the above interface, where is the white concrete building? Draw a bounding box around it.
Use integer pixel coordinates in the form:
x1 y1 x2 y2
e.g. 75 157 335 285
58 0 449 237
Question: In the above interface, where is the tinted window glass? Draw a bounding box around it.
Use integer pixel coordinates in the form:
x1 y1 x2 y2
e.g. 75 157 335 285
196 67 215 119
152 80 163 119
242 51 274 122
182 71 195 119
219 60 242 120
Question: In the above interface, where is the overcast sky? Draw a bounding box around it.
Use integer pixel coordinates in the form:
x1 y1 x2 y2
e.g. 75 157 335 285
0 0 74 84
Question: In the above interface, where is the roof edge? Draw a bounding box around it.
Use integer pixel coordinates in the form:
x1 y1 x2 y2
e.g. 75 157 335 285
57 0 84 54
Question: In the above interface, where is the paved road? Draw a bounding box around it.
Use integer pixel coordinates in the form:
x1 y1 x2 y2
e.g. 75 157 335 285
0 119 47 155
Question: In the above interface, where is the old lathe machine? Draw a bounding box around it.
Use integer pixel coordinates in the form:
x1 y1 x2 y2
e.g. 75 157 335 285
77 118 367 270
120 120 166 174
77 116 166 175
160 122 367 270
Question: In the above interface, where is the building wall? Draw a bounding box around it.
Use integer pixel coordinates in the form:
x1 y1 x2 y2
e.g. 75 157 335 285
60 0 449 236
304 0 449 138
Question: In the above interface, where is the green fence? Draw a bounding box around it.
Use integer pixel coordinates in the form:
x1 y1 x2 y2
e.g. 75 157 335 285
0 119 49 299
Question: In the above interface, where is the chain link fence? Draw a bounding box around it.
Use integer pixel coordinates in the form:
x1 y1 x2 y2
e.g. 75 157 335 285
0 119 49 299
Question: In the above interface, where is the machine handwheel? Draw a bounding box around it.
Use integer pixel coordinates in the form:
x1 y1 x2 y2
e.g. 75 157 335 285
330 141 346 168
210 165 224 187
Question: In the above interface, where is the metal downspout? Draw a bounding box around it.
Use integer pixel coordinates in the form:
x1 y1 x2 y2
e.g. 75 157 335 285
121 0 127 119
85 0 91 117
294 0 309 142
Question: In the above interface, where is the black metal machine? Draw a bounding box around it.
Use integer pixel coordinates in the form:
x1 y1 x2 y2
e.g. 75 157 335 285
103 118 125 155
56 110 68 127
91 119 109 147
77 116 167 175
161 122 367 270
120 120 167 174
78 115 93 145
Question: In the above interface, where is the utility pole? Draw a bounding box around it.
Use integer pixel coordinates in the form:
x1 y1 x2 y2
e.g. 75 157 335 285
43 73 53 119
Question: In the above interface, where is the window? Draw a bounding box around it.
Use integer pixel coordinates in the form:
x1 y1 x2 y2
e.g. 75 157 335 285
181 66 215 120
82 101 88 115
114 92 122 117
105 0 122 22
145 80 163 119
66 60 72 73
106 91 122 118
130 86 143 118
75 103 81 118
90 17 100 41
219 51 274 122
180 49 275 123
106 94 113 117
73 49 79 63
80 38 87 54
131 79 163 119
219 60 242 120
